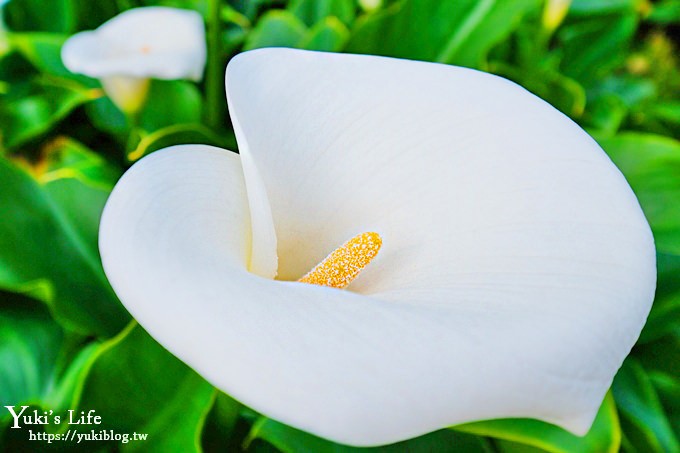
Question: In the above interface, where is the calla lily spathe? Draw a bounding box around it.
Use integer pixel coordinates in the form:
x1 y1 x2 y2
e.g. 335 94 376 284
99 49 656 446
61 7 206 112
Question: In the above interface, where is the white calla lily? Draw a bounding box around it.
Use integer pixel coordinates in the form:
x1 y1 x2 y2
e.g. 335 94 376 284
61 7 206 113
99 49 656 447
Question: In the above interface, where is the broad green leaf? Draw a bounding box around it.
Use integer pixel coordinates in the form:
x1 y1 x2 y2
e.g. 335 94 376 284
346 0 538 68
347 0 479 62
41 138 119 187
70 0 119 30
244 11 308 51
40 138 120 245
0 291 97 417
648 371 680 439
3 0 76 33
0 142 128 337
585 93 628 135
568 0 637 16
639 253 680 343
229 0 275 21
623 334 680 447
8 33 72 79
494 439 547 452
438 0 541 67
612 359 680 452
201 392 243 453
247 418 488 452
75 323 215 452
8 32 95 86
633 334 680 409
0 292 62 411
649 101 680 127
598 133 680 255
453 393 620 453
86 95 129 137
0 80 97 148
586 76 657 127
647 0 680 24
0 42 41 83
288 0 355 27
585 76 660 134
301 17 350 52
558 13 637 86
139 80 202 131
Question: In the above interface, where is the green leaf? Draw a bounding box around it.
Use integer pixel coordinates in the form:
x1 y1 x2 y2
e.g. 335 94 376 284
346 0 539 68
139 80 203 132
41 138 120 187
453 393 620 453
244 10 308 51
558 13 637 86
612 359 680 452
0 80 96 149
86 95 129 137
648 371 680 439
40 138 120 246
639 253 680 343
585 76 657 132
301 17 350 52
437 0 541 67
8 33 72 79
0 293 98 451
247 418 488 452
634 333 680 385
288 0 356 27
70 0 119 30
0 141 128 337
201 392 243 453
590 76 658 109
0 291 97 415
646 0 680 24
0 292 63 410
649 101 680 127
75 323 215 452
584 93 628 135
568 0 637 16
3 0 77 33
598 133 680 255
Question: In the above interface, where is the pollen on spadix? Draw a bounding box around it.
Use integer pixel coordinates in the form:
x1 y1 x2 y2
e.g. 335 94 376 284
298 232 382 289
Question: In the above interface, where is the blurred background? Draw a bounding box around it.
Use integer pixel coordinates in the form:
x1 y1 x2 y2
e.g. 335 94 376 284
0 0 678 451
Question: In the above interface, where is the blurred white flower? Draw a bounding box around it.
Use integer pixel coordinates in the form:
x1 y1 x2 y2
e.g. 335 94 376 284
99 49 656 446
61 7 206 113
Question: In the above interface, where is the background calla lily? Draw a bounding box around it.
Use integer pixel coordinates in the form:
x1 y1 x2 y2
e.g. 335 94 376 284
99 49 656 447
61 6 206 113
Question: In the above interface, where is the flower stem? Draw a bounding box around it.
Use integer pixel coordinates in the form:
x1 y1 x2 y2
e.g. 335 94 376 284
206 0 223 130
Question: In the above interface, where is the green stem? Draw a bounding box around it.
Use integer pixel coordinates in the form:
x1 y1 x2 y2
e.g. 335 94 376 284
206 0 223 130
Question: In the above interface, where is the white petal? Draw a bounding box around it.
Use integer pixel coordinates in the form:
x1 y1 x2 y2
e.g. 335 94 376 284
62 7 206 81
217 49 656 442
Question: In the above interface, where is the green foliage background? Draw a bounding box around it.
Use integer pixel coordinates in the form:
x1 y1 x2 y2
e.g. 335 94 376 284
0 0 678 451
